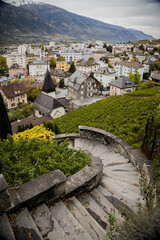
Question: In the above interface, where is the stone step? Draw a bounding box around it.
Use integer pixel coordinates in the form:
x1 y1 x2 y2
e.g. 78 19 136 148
89 189 123 222
97 185 133 216
103 168 139 177
11 208 43 240
0 213 15 240
101 154 129 167
90 144 111 157
82 140 99 153
105 163 137 171
74 138 83 150
33 203 69 240
102 176 142 196
50 201 92 240
102 170 140 186
100 177 143 210
77 193 109 230
66 197 106 240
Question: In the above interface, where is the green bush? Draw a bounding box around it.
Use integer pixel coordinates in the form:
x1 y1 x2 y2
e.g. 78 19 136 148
0 137 90 187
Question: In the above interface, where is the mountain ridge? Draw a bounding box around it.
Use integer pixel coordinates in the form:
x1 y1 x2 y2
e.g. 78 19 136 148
0 0 154 45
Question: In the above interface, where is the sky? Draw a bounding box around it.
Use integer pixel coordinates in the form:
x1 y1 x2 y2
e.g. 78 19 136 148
5 0 160 38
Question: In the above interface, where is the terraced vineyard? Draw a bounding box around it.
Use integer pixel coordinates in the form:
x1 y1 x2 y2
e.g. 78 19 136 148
54 87 160 148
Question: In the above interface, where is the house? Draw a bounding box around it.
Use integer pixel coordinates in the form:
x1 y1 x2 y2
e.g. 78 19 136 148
116 61 144 80
8 64 28 78
55 61 70 72
0 82 27 109
33 70 65 118
151 71 160 86
29 59 50 77
143 59 153 73
51 70 72 86
109 76 137 96
67 70 100 100
76 61 100 74
94 67 116 88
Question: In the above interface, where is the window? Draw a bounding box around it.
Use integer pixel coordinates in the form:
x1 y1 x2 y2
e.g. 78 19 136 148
11 103 15 107
81 85 83 89
88 82 91 86
81 90 83 94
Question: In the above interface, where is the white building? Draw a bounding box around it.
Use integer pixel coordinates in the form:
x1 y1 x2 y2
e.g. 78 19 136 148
61 51 83 62
29 59 50 77
17 44 30 54
76 61 100 74
94 67 116 88
6 53 27 68
116 61 144 80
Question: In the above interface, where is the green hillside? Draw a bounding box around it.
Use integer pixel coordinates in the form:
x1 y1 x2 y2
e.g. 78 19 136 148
54 87 160 149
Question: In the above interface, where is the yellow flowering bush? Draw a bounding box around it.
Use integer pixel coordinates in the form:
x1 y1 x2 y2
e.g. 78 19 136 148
13 125 55 141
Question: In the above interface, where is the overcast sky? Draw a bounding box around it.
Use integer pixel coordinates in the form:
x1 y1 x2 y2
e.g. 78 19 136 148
5 0 160 38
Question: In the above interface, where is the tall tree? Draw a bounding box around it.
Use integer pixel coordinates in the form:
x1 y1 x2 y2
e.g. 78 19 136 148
69 62 76 73
0 56 8 76
0 93 12 140
88 57 95 61
49 57 56 68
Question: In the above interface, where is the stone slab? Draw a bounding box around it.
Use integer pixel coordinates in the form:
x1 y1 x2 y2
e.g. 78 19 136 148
33 204 69 240
11 208 43 240
16 170 66 207
0 213 15 240
66 197 106 240
0 174 8 192
50 201 92 240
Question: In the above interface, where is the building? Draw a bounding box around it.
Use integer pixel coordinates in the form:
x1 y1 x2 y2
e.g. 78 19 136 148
151 71 160 86
51 70 72 86
109 76 137 96
55 61 70 72
61 51 83 62
67 70 100 100
143 59 153 73
6 53 27 68
94 67 116 88
8 64 28 78
0 82 27 109
33 70 65 118
116 61 144 80
29 59 50 77
76 61 100 74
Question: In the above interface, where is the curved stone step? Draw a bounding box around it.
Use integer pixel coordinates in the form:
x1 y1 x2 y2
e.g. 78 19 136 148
97 185 133 216
32 204 69 240
50 201 93 240
89 189 123 222
11 208 43 240
66 197 106 240
100 177 143 210
77 193 109 230
0 213 15 240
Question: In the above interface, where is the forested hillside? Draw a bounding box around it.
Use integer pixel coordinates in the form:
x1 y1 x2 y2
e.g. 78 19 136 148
53 87 160 149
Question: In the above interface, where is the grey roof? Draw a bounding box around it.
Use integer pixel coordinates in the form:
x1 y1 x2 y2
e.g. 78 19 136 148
77 61 100 67
95 67 115 75
67 70 89 90
42 69 56 93
33 93 63 116
51 70 72 78
144 58 153 65
29 59 48 65
109 76 137 89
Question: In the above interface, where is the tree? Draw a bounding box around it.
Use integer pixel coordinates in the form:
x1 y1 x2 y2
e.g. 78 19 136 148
0 56 8 76
143 72 150 80
59 78 65 88
0 93 12 140
69 62 76 73
88 57 95 61
106 45 112 53
87 44 92 48
103 43 107 49
57 56 65 61
50 57 56 68
41 45 44 51
139 44 144 51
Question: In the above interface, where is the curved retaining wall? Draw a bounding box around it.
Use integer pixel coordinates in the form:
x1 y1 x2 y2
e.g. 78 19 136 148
0 126 153 213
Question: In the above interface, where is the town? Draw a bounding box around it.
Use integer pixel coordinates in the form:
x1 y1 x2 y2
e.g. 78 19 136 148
0 40 160 132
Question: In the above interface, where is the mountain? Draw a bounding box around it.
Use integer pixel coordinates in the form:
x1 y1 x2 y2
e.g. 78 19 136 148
128 28 153 41
0 1 154 46
0 1 61 45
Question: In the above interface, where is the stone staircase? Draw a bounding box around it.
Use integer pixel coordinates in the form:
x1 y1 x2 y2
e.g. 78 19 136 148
0 138 145 240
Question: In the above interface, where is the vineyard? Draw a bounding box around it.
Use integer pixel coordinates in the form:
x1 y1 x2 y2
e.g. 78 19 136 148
53 87 160 149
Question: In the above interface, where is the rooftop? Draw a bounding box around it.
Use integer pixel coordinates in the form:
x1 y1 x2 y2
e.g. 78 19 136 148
77 61 100 67
117 61 143 69
42 70 56 93
0 82 27 98
109 76 137 89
